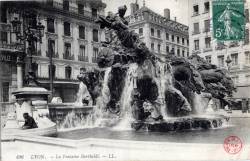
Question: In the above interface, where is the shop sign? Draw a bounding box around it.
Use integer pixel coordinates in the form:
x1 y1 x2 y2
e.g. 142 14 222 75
0 52 17 63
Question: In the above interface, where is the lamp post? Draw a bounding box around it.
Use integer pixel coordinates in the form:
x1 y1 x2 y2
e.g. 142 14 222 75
11 14 45 87
226 55 232 71
226 54 233 113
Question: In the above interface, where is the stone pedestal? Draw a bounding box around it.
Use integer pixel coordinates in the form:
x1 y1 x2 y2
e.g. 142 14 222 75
11 86 51 127
16 55 23 89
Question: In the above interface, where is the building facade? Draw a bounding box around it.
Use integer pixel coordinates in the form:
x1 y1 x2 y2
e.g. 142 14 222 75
188 0 250 99
0 0 106 103
0 4 25 103
127 3 189 57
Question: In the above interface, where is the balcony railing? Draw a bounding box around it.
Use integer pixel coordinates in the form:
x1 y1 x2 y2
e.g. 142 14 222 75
0 42 24 51
46 51 59 58
78 55 88 62
63 53 74 60
39 1 101 21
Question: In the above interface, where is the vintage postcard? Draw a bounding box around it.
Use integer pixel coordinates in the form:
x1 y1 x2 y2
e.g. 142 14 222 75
1 0 250 160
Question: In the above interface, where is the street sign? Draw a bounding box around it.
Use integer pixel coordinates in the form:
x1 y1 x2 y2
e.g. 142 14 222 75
212 0 245 41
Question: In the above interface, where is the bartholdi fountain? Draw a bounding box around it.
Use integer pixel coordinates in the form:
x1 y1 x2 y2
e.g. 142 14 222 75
62 5 235 132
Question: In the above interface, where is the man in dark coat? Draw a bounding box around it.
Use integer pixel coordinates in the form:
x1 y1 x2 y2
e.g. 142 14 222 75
22 113 38 129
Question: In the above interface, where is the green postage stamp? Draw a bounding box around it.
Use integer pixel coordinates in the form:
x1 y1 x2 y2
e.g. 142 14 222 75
213 0 245 41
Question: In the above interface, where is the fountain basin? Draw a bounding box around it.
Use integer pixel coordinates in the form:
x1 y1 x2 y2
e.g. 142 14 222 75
48 103 94 127
131 115 229 132
2 119 57 140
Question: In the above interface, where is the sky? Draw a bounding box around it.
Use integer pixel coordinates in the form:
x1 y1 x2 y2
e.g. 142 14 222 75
102 0 189 25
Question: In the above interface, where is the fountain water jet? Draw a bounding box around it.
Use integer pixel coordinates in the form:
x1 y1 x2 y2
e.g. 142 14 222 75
101 67 112 108
154 61 169 120
113 63 138 130
93 67 112 127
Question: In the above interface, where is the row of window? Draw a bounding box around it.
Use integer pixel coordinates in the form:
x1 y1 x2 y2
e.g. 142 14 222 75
0 33 99 62
194 21 249 38
47 18 99 42
47 65 84 79
54 0 98 17
193 2 249 22
151 43 161 53
205 51 250 67
193 29 250 51
193 2 210 15
194 37 211 50
0 1 100 24
26 64 87 82
166 33 189 45
150 28 162 38
0 23 99 45
47 39 98 62
148 28 189 45
193 19 210 34
134 27 189 45
150 42 189 57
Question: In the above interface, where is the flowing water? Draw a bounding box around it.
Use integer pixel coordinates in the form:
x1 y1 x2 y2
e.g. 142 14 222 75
74 82 91 107
193 93 210 114
101 67 112 108
154 60 191 117
59 110 94 129
154 61 169 120
113 63 138 130
58 60 225 131
93 67 112 126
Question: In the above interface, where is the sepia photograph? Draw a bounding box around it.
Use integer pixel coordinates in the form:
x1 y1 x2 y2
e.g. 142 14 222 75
0 0 250 160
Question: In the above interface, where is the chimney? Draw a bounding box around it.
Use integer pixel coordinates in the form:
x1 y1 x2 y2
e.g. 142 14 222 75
164 8 170 20
174 17 177 21
130 2 139 15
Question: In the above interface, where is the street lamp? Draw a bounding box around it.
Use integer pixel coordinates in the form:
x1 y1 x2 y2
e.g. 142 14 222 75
225 55 233 113
37 22 45 39
226 55 232 71
11 17 21 34
11 14 45 87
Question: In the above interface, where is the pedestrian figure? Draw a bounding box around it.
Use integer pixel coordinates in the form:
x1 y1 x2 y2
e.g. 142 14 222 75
22 113 38 129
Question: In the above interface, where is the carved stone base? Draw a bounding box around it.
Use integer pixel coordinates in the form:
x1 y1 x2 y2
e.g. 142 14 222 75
131 115 229 132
